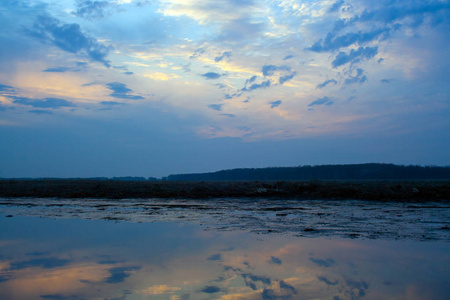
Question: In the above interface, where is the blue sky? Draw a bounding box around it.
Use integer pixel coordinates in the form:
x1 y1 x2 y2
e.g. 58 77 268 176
0 0 449 178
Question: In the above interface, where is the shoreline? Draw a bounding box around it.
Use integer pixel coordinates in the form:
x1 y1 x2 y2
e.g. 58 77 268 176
0 179 449 201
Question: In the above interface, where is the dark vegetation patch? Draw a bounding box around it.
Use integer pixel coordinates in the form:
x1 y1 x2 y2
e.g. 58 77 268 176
0 179 448 201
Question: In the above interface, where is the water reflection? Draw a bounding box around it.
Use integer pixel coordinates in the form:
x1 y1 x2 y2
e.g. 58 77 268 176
0 214 449 300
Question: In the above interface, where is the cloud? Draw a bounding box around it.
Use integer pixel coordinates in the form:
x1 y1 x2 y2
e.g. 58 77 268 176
242 273 271 285
201 286 221 293
215 51 231 62
100 101 125 106
332 46 378 68
269 100 282 109
344 68 367 85
43 67 71 73
206 254 221 261
9 258 71 270
308 96 334 107
218 17 266 41
309 257 335 267
283 55 294 60
202 72 221 80
12 97 75 108
29 110 53 115
262 65 290 76
245 75 257 85
104 266 141 284
27 15 112 67
106 82 144 100
381 79 391 83
317 79 337 89
220 113 235 117
0 84 14 92
308 29 388 53
270 256 282 264
208 104 223 111
318 276 339 286
141 285 181 295
74 0 110 20
328 0 345 13
279 72 296 84
242 80 271 92
43 62 87 73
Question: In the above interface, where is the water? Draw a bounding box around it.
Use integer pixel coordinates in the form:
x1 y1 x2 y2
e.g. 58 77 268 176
1 212 449 300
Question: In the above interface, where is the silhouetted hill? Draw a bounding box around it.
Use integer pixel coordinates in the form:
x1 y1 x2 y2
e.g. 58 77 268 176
166 163 450 181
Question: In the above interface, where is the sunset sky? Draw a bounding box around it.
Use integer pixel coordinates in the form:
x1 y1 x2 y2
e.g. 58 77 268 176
0 0 449 178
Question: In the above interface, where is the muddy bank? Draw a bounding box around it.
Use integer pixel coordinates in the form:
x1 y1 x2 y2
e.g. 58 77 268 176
1 197 449 241
0 179 449 201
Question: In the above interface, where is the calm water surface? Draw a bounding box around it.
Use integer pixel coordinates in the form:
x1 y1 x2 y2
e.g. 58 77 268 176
0 213 449 300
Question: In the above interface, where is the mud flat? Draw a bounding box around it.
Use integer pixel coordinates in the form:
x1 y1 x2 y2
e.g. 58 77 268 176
1 197 449 242
0 179 449 201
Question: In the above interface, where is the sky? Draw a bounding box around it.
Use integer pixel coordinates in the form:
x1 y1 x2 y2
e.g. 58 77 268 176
0 0 449 178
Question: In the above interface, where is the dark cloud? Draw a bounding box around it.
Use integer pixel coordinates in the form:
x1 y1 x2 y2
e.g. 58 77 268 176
345 280 369 298
242 273 271 285
328 0 345 13
308 96 334 107
332 46 378 68
29 109 53 115
279 280 297 294
279 72 296 84
12 97 75 108
317 79 337 89
245 75 257 85
106 82 144 100
206 254 222 261
318 276 339 286
43 67 71 73
357 2 450 25
215 51 231 62
208 104 223 111
74 0 110 20
381 79 391 83
262 281 297 300
28 15 112 67
309 257 335 267
202 72 221 80
344 68 367 85
104 266 140 284
262 65 290 76
124 71 134 75
269 100 282 109
224 93 241 99
270 256 282 264
43 62 87 73
201 286 221 293
40 295 80 300
0 84 14 92
283 55 294 60
9 258 70 270
308 29 388 53
100 101 125 106
242 80 271 92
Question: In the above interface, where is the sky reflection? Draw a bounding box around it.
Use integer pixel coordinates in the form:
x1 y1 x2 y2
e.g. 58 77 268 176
0 214 449 300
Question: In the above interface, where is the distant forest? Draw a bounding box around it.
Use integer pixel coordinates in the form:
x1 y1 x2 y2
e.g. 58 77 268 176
165 164 450 181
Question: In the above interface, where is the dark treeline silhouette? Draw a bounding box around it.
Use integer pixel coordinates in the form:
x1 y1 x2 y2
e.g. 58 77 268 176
166 163 450 181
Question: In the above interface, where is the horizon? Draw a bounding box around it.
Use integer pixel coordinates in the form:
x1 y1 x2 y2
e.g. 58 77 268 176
1 0 449 178
1 162 449 180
